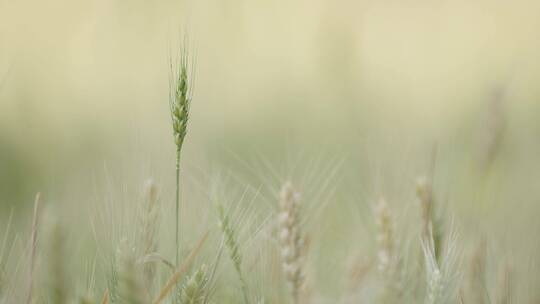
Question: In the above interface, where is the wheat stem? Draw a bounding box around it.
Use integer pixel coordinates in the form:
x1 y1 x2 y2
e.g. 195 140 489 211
175 150 181 267
50 222 68 304
25 193 41 304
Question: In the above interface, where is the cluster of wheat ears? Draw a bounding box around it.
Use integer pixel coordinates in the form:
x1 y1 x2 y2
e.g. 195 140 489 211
0 46 520 304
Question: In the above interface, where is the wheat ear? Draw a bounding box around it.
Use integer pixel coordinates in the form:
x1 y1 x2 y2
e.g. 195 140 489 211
416 177 444 262
217 204 249 303
422 228 460 304
278 182 305 304
152 232 208 304
169 41 194 267
179 264 209 304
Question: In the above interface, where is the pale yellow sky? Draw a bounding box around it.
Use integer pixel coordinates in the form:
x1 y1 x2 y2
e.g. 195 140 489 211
1 0 539 134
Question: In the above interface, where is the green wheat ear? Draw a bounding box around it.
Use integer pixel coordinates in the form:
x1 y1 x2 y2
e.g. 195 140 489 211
168 41 195 267
218 205 241 272
217 204 249 304
179 264 208 304
169 47 192 150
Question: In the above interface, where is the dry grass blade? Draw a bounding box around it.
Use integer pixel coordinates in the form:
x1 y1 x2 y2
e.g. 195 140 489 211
152 231 209 304
25 192 41 304
101 288 109 304
495 263 512 304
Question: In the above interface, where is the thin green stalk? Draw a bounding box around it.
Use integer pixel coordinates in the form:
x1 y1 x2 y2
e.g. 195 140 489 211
26 193 41 304
175 148 181 267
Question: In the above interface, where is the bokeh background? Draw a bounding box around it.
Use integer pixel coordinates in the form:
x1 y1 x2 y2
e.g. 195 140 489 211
1 0 540 299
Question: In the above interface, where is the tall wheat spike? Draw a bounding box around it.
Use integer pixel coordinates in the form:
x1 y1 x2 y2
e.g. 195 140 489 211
278 182 305 304
169 40 194 267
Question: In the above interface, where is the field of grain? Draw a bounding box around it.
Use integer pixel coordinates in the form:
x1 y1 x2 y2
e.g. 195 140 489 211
1 0 540 303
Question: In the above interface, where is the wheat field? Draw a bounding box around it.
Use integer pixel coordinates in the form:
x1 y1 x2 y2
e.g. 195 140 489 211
1 0 540 303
